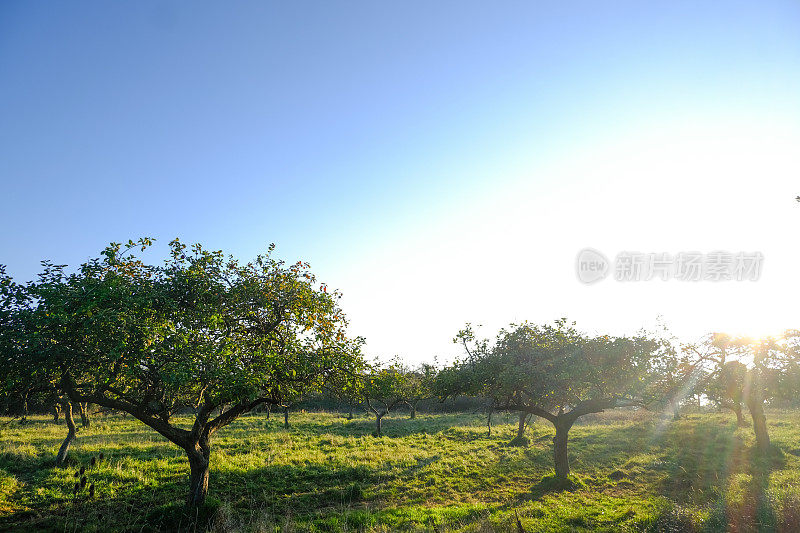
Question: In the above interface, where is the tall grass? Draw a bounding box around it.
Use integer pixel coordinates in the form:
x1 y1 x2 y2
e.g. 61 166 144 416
1 409 799 531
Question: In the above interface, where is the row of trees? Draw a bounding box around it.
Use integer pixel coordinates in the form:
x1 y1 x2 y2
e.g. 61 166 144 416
0 240 446 505
2 239 799 506
434 322 800 479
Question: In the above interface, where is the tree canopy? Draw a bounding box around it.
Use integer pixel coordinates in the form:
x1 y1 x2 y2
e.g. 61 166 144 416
6 238 365 505
440 319 667 479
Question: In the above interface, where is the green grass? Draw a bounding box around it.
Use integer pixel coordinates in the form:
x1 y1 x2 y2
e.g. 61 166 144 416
1 409 800 531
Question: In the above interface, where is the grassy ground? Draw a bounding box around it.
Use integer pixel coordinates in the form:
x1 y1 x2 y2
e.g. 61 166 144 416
1 409 799 532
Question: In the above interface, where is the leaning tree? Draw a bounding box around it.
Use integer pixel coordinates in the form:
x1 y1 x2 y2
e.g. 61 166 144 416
27 238 364 506
447 319 665 480
691 333 794 453
733 334 792 453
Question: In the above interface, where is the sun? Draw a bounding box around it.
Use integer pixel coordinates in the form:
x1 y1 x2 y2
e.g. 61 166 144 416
719 327 786 344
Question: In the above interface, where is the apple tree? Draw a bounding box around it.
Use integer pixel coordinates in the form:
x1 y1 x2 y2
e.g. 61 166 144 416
27 238 364 506
447 319 664 479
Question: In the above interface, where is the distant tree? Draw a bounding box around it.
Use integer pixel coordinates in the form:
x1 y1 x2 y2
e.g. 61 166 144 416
702 333 797 453
24 238 364 506
362 363 407 436
695 332 797 453
0 267 34 422
706 361 748 427
508 412 533 446
437 358 531 445
0 266 67 435
335 375 364 420
670 333 737 421
773 330 800 406
638 335 704 420
282 404 291 429
434 324 499 434
446 320 665 480
398 363 436 419
77 402 91 428
739 335 794 453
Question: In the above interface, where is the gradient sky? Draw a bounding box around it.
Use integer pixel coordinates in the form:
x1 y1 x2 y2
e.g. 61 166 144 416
2 1 799 363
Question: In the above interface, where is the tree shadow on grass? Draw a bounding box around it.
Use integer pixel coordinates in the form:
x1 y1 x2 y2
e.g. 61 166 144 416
647 416 795 532
513 474 586 503
655 418 745 506
0 456 384 532
700 447 787 533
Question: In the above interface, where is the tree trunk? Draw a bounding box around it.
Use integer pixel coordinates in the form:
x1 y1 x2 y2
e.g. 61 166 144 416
409 403 416 420
749 402 770 453
347 400 353 420
266 404 270 419
283 406 289 429
55 401 77 466
509 412 530 446
20 394 28 423
734 403 746 427
186 439 211 507
487 406 493 437
375 414 383 436
79 403 90 428
670 397 681 420
52 403 61 423
553 421 572 479
746 370 770 453
746 395 770 453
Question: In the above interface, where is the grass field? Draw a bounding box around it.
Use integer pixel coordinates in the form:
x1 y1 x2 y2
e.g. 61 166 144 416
1 409 800 532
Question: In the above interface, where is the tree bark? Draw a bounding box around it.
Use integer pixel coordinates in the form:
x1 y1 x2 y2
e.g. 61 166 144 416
509 412 530 446
79 402 90 428
553 420 572 479
283 406 289 429
734 403 746 427
749 402 770 453
745 369 770 453
746 395 770 453
266 404 270 419
501 397 616 479
55 401 77 466
20 394 28 423
52 403 61 423
186 438 211 507
487 406 493 437
669 396 681 420
375 414 383 436
409 403 416 420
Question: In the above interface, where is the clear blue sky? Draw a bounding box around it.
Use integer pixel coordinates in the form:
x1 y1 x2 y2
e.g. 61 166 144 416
2 1 799 361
